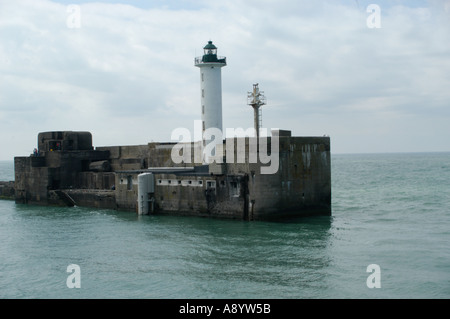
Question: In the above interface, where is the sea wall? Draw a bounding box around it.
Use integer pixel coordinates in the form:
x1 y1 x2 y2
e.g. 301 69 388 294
0 181 15 200
65 189 116 209
114 171 246 219
223 136 331 219
14 156 50 205
12 131 331 220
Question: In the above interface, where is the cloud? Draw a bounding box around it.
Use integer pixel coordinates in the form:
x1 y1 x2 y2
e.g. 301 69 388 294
0 0 449 160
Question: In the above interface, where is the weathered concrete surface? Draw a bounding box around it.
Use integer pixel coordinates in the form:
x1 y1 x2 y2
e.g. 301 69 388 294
89 160 111 172
114 169 248 219
0 181 15 200
96 145 148 171
15 156 51 205
38 131 93 152
223 136 331 220
65 189 116 209
15 132 111 205
14 131 331 221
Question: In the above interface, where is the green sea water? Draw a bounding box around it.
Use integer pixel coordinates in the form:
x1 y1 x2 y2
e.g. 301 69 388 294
0 153 449 299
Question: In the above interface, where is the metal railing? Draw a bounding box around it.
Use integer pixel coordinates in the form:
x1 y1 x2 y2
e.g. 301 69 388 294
195 56 227 65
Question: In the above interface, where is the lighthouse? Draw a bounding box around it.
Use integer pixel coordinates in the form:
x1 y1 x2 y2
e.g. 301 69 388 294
195 41 226 157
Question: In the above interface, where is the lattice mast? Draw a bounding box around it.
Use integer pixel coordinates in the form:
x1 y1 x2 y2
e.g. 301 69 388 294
247 83 266 138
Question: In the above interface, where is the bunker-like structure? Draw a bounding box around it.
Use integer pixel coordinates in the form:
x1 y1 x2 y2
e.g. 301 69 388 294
13 130 331 220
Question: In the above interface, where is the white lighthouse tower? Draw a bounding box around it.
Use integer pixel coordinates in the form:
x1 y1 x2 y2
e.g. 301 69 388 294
195 41 226 157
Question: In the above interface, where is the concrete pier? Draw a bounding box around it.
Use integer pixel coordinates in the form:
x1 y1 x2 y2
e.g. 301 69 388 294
11 130 331 220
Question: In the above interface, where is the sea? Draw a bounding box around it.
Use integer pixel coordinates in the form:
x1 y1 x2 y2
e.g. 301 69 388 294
0 153 449 299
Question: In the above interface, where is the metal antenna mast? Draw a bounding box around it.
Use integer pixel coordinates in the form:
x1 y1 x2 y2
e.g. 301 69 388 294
247 83 266 139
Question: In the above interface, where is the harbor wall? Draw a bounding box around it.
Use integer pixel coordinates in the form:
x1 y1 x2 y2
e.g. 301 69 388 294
223 136 331 219
0 181 15 200
11 131 331 220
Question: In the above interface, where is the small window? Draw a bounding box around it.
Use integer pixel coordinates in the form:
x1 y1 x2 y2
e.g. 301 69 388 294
188 181 192 185
201 73 204 82
158 180 162 184
178 180 182 185
202 105 205 114
199 181 203 185
202 89 204 98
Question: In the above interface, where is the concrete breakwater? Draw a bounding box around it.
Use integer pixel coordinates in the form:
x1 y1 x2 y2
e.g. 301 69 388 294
11 130 331 220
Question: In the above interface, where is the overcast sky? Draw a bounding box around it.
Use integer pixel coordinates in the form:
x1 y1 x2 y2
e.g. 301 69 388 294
1 0 449 160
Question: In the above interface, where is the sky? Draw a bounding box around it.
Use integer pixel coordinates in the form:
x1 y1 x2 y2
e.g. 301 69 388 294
0 0 449 160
